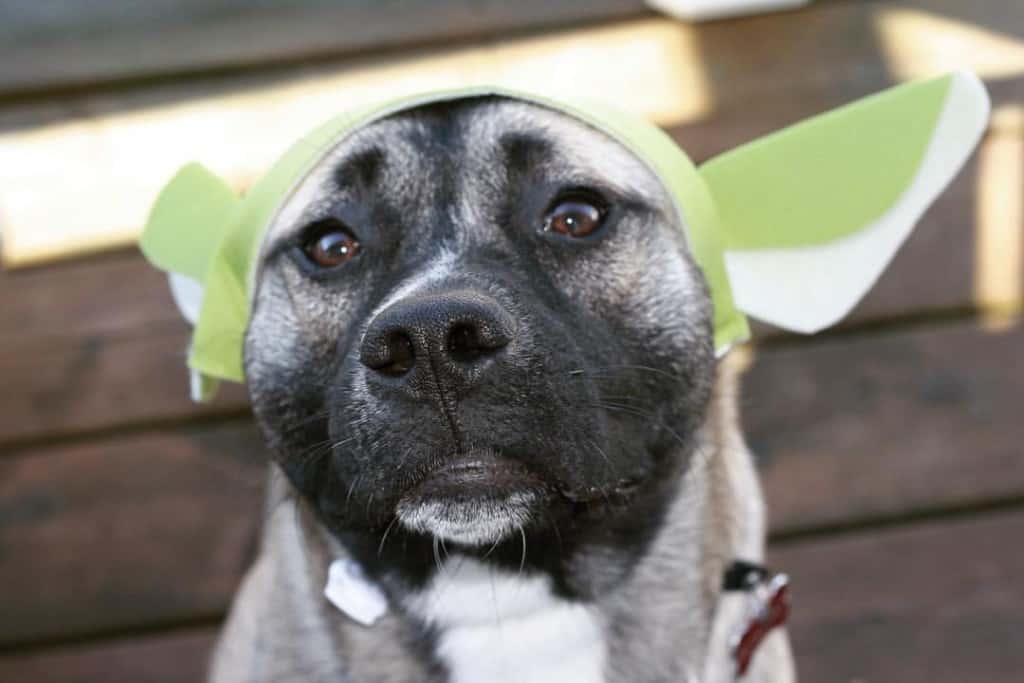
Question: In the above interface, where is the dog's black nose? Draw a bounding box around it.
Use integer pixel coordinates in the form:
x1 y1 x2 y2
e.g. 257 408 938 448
359 291 514 390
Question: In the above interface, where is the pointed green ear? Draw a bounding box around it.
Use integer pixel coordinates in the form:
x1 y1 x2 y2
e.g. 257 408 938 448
700 71 989 333
140 163 240 283
140 163 241 402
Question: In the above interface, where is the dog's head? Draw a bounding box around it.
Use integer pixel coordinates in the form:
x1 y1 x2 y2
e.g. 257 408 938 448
244 96 716 587
136 73 985 594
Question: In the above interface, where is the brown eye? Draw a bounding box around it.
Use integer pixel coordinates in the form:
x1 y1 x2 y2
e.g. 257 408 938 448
303 222 360 268
544 195 606 238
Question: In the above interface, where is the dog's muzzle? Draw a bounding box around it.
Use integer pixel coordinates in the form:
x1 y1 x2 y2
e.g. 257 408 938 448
360 288 541 545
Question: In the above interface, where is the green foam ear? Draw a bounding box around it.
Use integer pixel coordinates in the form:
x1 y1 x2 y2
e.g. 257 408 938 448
140 163 240 282
140 163 241 401
700 71 989 333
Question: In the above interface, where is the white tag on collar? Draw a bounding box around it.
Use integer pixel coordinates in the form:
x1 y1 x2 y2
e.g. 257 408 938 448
324 558 389 626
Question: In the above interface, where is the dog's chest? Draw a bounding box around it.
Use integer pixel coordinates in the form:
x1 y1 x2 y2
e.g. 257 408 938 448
404 559 606 683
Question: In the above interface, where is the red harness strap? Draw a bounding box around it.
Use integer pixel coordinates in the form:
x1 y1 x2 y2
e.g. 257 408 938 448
721 561 792 677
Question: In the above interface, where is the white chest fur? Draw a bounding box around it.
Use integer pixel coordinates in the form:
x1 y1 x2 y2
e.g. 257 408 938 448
404 558 607 683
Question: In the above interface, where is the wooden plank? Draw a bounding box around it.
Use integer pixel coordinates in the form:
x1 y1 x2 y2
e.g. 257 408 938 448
0 251 248 447
0 421 267 646
0 16 713 266
5 0 1021 98
0 629 217 683
0 322 249 447
2 0 1022 267
0 1 648 96
772 509 1024 683
3 510 1021 682
748 319 1024 533
0 250 181 353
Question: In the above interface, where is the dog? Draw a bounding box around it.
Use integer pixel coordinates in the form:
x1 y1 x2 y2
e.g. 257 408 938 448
208 95 795 682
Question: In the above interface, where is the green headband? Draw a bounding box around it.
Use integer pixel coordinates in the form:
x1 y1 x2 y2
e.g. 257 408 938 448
141 72 989 401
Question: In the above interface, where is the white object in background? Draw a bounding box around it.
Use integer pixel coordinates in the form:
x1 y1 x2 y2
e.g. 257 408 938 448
324 558 389 627
646 0 809 22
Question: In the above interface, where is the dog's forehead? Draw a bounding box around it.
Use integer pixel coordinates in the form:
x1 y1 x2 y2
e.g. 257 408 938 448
263 97 670 248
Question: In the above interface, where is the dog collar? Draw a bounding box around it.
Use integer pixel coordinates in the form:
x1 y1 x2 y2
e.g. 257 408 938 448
139 73 988 401
721 560 791 678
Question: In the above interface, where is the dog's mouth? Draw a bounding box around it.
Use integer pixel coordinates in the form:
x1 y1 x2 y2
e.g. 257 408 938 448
392 450 649 546
394 452 548 546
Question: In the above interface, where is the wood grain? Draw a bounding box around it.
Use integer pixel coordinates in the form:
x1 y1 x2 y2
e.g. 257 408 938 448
0 321 248 447
2 509 1021 682
0 629 217 683
0 421 267 646
2 0 1022 266
748 319 1024 533
0 0 649 96
0 251 248 447
773 509 1024 683
0 250 181 353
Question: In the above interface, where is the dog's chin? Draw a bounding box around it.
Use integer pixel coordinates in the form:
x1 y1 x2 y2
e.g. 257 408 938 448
394 453 545 546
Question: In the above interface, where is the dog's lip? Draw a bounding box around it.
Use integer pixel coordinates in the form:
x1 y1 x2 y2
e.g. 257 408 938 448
399 451 647 509
406 451 545 501
395 452 544 545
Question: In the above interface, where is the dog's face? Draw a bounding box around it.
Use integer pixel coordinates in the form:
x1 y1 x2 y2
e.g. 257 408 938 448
244 97 715 591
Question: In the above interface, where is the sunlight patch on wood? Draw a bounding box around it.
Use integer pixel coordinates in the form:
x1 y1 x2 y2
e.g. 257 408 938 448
975 107 1023 331
875 7 1024 81
0 18 711 267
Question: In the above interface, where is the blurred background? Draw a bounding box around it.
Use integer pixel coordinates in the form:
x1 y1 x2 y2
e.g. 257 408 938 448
0 1 1021 680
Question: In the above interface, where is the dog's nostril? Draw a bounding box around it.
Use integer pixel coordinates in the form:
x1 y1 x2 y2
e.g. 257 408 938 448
448 324 479 362
447 323 504 363
377 332 415 376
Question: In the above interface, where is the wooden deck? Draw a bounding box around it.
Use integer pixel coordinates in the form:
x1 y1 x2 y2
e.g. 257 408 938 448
0 1 1021 680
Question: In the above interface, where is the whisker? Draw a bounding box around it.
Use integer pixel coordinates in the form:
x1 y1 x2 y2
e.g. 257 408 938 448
344 474 363 510
585 400 690 451
517 526 527 578
439 537 450 562
377 516 399 558
566 363 682 382
585 400 654 419
549 515 564 553
481 536 502 561
586 438 618 477
432 536 444 573
364 492 375 525
278 409 333 434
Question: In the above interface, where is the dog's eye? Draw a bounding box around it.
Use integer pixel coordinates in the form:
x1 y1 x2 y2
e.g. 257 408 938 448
544 194 606 238
302 220 360 268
